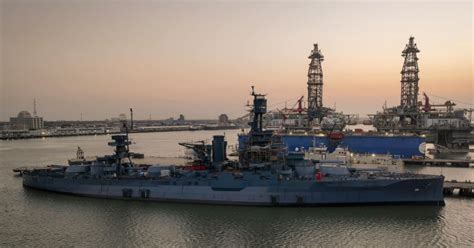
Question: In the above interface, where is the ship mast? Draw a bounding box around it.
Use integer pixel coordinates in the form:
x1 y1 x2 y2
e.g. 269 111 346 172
239 86 278 166
110 123 133 176
250 86 267 133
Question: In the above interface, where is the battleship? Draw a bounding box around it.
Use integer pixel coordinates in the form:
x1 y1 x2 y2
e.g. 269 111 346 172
20 87 445 206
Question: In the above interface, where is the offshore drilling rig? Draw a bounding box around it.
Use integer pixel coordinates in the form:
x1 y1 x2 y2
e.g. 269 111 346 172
261 43 346 131
306 44 346 130
372 37 473 156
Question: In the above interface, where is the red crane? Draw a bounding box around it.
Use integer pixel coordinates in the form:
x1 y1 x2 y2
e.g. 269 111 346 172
289 96 305 113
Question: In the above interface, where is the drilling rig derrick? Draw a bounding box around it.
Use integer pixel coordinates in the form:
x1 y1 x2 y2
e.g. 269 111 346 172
307 43 326 121
400 36 420 112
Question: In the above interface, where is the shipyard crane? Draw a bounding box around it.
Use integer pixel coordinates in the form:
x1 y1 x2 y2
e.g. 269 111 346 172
234 95 303 125
290 96 305 113
422 92 431 112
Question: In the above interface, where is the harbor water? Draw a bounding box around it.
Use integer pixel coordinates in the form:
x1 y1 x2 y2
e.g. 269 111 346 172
1 130 473 247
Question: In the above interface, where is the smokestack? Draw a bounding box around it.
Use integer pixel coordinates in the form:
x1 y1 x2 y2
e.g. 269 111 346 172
212 135 227 163
130 108 134 130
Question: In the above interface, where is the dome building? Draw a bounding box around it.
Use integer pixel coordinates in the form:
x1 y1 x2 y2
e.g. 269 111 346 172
218 114 229 126
10 110 44 130
17 111 32 119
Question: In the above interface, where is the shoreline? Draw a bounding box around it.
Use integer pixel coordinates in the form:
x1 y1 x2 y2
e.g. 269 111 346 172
0 126 241 141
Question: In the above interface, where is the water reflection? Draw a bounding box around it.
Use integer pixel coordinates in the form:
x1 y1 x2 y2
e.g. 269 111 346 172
1 131 473 246
19 188 445 247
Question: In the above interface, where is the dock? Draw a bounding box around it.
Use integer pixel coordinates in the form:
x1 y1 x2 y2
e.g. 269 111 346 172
443 181 474 197
0 125 240 140
403 158 474 167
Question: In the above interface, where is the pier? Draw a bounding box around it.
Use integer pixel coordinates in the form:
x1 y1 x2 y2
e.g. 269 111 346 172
403 158 474 168
0 125 240 140
443 181 474 197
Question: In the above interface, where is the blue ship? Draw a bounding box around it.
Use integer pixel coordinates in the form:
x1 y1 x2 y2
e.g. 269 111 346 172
239 134 425 158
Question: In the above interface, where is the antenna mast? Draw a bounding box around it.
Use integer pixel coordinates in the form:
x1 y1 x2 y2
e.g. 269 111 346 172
130 108 134 130
33 99 37 117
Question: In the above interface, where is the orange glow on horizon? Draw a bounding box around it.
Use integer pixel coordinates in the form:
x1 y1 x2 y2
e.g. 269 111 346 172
1 1 472 120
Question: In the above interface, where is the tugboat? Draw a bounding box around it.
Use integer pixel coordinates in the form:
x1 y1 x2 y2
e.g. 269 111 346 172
20 87 445 206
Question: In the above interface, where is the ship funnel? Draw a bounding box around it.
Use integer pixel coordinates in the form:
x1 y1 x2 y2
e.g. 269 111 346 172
212 135 227 163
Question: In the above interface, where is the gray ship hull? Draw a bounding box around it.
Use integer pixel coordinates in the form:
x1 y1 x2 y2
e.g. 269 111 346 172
23 174 445 206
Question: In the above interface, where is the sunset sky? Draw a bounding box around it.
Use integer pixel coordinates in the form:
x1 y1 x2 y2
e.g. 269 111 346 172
0 0 472 121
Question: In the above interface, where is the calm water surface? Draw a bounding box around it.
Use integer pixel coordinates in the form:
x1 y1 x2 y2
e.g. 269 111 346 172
1 130 473 247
